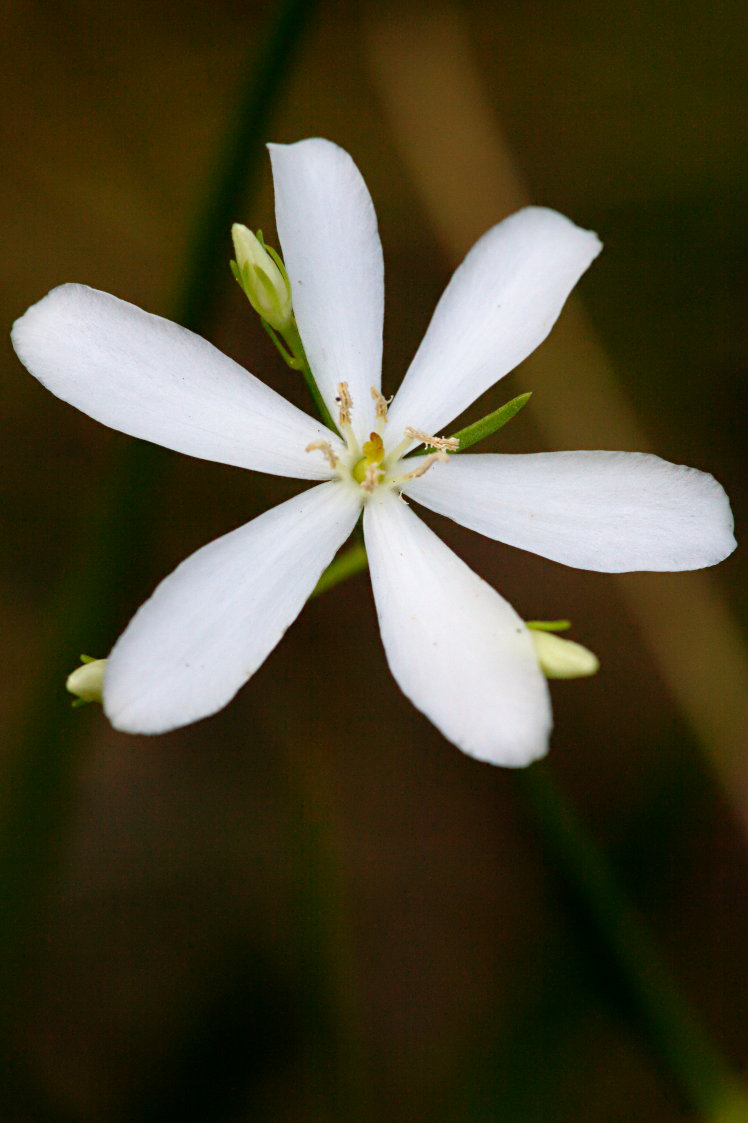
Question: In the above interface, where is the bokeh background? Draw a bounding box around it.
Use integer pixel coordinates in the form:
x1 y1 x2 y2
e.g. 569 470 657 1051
1 1 747 1120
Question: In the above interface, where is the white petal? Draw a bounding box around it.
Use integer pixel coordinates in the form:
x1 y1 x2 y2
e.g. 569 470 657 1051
12 284 342 479
269 139 384 441
387 207 601 439
104 481 361 734
363 490 551 766
403 451 736 572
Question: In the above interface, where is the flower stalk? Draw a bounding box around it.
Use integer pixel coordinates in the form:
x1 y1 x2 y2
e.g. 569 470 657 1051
312 540 368 598
515 764 748 1122
277 317 340 435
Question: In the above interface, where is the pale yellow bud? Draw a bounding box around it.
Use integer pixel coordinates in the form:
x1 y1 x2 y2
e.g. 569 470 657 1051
66 657 106 704
530 630 599 680
231 224 292 330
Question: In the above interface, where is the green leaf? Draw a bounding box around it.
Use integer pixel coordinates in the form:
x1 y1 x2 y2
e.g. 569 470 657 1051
409 391 532 456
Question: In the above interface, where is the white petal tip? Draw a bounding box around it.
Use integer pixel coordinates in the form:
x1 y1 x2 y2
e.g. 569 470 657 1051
104 696 205 736
519 204 602 253
457 732 551 769
12 283 86 346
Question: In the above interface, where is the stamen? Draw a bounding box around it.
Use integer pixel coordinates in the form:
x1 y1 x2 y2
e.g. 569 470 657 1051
370 385 389 423
361 463 381 493
336 381 353 428
305 440 339 471
403 427 460 452
391 450 449 485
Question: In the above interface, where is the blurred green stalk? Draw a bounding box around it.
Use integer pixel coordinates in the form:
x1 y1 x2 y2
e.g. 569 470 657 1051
0 0 318 1077
515 764 748 1122
284 747 373 1122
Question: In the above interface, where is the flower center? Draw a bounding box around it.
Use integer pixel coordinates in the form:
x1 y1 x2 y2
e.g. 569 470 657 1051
352 431 385 484
306 382 458 497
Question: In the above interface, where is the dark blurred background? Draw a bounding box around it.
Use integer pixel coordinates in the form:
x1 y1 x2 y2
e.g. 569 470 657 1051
1 1 746 1120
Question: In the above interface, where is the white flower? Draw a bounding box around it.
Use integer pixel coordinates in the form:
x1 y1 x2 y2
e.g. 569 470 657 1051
11 138 736 766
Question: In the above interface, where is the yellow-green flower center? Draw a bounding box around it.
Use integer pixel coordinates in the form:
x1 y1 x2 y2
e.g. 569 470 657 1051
352 431 385 483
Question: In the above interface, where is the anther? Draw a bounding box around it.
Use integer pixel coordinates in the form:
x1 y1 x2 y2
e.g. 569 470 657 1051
404 427 460 452
305 440 339 471
370 386 389 423
393 450 449 484
336 381 353 428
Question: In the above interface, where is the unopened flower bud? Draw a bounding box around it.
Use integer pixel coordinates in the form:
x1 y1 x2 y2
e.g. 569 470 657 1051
231 224 292 331
66 656 106 704
529 630 599 679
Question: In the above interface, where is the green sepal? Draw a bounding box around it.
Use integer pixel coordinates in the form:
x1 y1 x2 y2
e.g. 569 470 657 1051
253 263 280 303
253 230 291 299
79 653 98 663
230 259 255 304
526 620 571 632
263 241 291 289
409 391 532 456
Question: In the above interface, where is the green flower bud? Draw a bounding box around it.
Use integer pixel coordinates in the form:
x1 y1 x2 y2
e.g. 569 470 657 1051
529 629 599 679
231 224 292 331
66 656 106 704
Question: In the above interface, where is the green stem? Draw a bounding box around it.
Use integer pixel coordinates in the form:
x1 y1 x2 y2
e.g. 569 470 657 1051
0 0 320 1070
284 747 372 1121
282 319 341 435
514 765 748 1122
175 0 318 334
313 541 368 598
